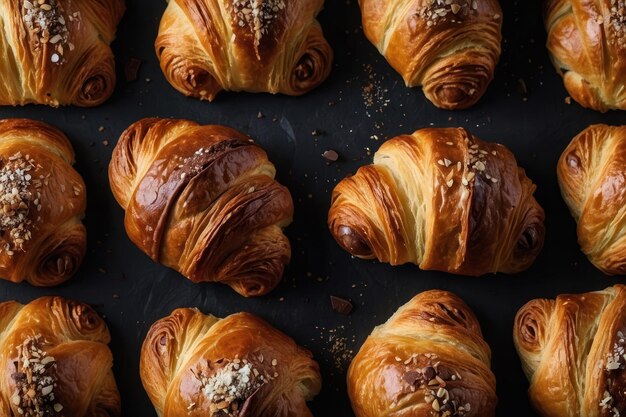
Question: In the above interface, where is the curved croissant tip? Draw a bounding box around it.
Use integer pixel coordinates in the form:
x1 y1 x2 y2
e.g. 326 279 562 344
78 74 111 107
335 225 372 257
35 254 79 286
288 40 332 95
429 83 483 110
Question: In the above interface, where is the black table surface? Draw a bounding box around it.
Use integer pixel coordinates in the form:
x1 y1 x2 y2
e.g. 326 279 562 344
2 1 626 416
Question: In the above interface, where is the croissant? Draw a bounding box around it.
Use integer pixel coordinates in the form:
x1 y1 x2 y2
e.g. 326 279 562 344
108 117 293 297
557 124 626 275
0 0 124 107
545 0 626 112
140 308 321 417
0 296 120 417
328 127 545 276
514 284 626 417
348 289 497 417
155 0 333 101
358 0 502 110
0 118 86 286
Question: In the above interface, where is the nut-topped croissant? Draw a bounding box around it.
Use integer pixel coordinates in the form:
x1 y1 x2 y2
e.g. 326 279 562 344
0 0 125 107
0 296 120 417
348 289 497 417
155 0 333 101
140 308 322 417
514 284 626 417
108 118 293 297
0 118 86 286
328 127 545 276
358 0 502 109
545 0 626 112
557 124 626 275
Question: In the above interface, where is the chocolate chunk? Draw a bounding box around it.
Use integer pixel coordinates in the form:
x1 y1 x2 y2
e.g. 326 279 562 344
125 58 142 82
422 366 436 380
330 296 353 315
403 370 422 386
322 149 339 163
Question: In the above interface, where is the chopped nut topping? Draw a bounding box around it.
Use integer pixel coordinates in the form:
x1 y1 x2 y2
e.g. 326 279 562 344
11 334 63 417
232 0 286 59
419 0 477 27
23 0 78 64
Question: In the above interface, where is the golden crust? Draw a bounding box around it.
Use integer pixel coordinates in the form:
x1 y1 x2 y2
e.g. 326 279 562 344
359 0 502 109
348 289 497 417
514 285 626 417
140 308 321 417
328 127 545 276
0 296 119 417
557 124 626 275
108 118 293 297
155 0 333 101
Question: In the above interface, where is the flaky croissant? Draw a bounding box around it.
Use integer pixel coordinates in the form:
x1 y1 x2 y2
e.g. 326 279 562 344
140 308 321 417
514 284 626 417
328 127 545 276
0 0 124 107
155 0 333 101
109 118 293 297
557 124 626 275
348 289 497 417
545 0 626 112
359 0 502 109
0 296 120 417
0 118 86 286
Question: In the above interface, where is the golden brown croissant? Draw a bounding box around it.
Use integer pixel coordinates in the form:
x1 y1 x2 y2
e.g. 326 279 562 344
328 127 545 276
0 296 120 417
0 0 125 107
359 0 502 110
545 0 626 112
514 284 626 417
108 117 293 297
0 118 86 286
557 124 626 275
348 289 497 417
140 308 321 417
155 0 333 101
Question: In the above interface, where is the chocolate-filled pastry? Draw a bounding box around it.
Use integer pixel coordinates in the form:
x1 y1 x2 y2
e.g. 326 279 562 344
328 127 545 276
0 296 120 417
155 0 333 101
348 289 497 417
558 124 626 275
358 0 502 109
545 0 626 112
0 0 125 107
514 284 626 417
140 308 321 417
0 119 86 286
108 118 293 297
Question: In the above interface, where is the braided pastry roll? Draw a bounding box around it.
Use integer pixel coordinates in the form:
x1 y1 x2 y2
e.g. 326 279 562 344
545 0 626 112
0 296 120 417
358 0 502 109
348 289 497 417
328 127 545 276
514 284 626 417
155 0 333 101
109 118 293 297
140 308 321 417
557 124 626 275
0 118 86 286
0 0 125 107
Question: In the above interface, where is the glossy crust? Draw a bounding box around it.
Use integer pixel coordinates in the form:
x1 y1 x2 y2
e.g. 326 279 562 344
0 0 124 107
0 118 86 286
557 124 626 275
328 127 545 276
108 118 293 297
545 0 626 112
359 0 502 109
0 297 119 417
514 284 626 417
140 308 321 417
348 290 497 417
155 0 333 101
